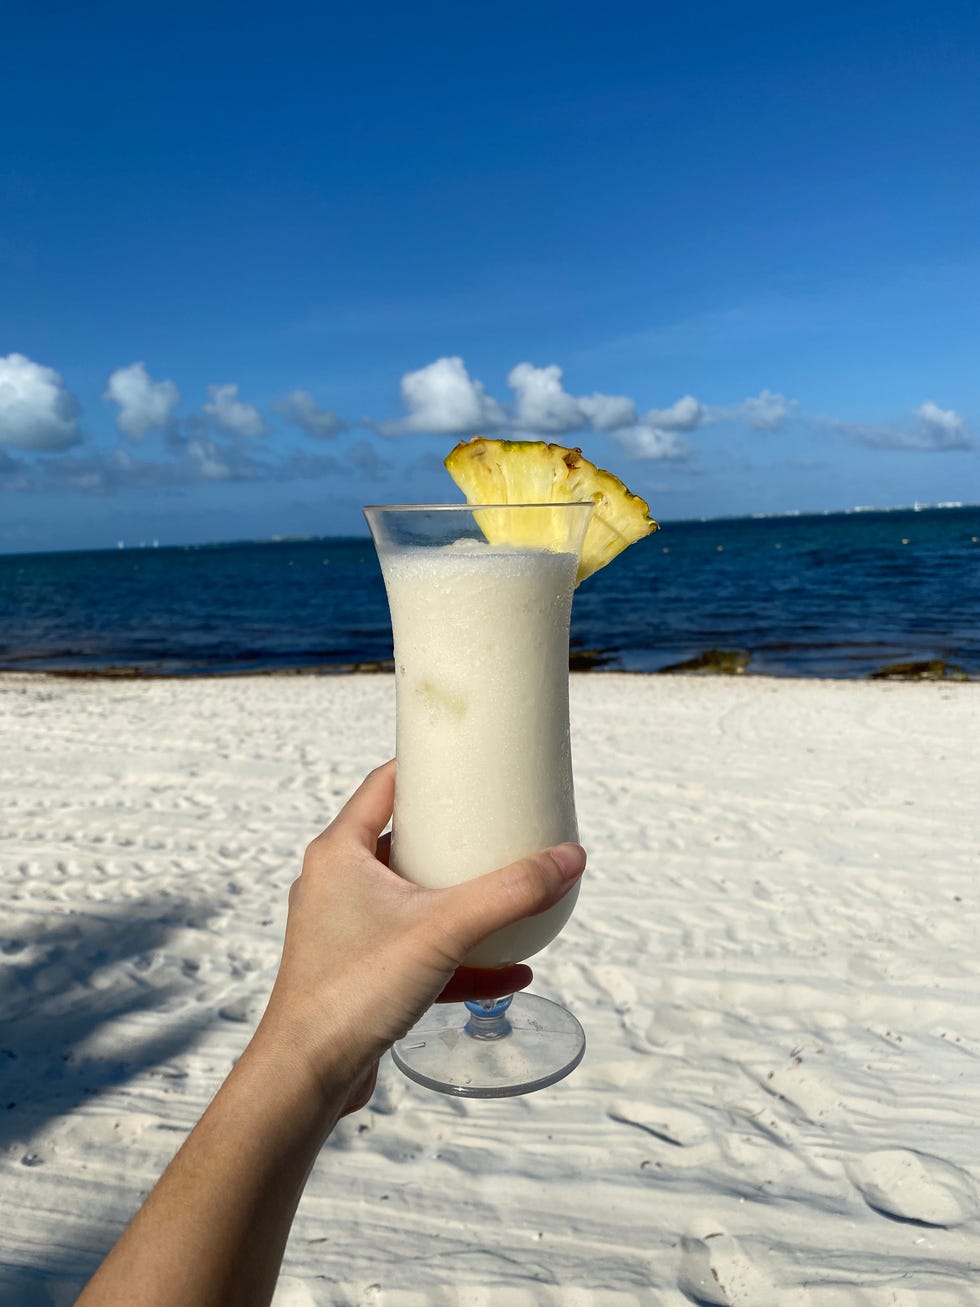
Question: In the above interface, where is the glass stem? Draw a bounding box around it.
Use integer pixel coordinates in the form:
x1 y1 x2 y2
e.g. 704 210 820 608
463 994 514 1040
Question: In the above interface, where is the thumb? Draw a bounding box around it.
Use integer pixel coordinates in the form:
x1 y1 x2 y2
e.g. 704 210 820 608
435 843 586 958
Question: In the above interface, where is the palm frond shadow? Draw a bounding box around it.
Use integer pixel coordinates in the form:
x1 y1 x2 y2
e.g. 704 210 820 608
0 900 215 1152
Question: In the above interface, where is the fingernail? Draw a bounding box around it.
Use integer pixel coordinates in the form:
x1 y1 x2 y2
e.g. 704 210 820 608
549 843 587 881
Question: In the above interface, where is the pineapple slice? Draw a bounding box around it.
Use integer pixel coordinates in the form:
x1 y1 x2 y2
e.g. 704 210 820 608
445 437 658 583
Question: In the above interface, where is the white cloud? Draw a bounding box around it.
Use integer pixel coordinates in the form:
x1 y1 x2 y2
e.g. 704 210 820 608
103 361 180 440
914 401 970 450
833 402 972 452
385 356 507 436
386 356 670 442
507 363 584 434
578 391 638 430
203 383 265 438
704 389 799 431
187 437 234 480
507 364 644 437
0 353 81 450
276 388 346 438
643 394 705 431
738 389 798 431
611 425 693 462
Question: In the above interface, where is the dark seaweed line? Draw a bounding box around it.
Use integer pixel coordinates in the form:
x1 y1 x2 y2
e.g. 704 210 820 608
0 648 975 682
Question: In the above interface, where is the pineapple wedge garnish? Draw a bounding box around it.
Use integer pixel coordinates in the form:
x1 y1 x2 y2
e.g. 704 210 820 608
445 437 658 583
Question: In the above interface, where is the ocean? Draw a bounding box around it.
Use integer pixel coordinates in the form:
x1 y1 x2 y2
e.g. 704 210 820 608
1 505 977 679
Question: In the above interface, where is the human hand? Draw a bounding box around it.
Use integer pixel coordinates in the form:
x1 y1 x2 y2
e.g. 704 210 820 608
255 760 586 1105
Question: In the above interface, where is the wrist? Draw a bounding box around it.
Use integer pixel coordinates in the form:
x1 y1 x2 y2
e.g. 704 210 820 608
236 1017 354 1141
260 958 418 1083
248 991 384 1117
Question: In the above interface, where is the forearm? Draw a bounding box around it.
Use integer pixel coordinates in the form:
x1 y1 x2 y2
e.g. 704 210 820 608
77 1029 350 1307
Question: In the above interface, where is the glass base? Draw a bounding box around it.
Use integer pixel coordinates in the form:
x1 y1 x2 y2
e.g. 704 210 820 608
391 992 586 1098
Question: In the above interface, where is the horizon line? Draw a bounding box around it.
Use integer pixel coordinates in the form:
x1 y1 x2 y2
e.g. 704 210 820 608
2 500 977 560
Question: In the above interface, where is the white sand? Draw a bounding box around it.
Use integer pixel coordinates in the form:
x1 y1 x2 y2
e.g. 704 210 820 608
1 671 979 1306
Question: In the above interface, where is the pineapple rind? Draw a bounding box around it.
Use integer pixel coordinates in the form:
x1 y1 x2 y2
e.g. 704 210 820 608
445 438 658 583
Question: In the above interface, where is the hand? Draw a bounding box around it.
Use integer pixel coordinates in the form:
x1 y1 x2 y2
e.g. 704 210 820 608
256 760 586 1102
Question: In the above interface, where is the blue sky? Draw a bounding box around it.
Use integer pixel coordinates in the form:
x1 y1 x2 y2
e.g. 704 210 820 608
1 0 978 552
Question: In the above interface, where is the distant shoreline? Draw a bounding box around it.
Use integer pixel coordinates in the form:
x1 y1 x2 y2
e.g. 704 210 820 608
1 500 977 560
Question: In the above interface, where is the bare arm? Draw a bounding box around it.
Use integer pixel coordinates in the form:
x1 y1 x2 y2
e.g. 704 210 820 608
76 760 586 1307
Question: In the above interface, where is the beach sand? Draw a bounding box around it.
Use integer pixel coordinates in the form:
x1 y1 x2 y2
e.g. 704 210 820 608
1 671 978 1306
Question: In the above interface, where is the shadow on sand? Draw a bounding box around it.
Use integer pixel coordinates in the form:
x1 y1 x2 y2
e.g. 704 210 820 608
0 901 217 1301
0 1228 109 1307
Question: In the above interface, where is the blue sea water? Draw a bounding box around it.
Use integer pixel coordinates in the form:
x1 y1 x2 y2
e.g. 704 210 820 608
0 506 977 679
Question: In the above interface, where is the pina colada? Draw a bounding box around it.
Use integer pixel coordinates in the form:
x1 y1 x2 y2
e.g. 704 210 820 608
383 541 580 968
365 446 655 1096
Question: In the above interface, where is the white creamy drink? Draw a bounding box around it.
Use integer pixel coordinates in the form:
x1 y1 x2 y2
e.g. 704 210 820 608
380 540 580 968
